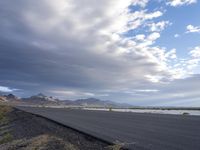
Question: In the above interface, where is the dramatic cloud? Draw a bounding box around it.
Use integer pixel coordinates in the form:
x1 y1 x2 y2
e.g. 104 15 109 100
0 0 199 106
0 0 168 90
167 0 197 7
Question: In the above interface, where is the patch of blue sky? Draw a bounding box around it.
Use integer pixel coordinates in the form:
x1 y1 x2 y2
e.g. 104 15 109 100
128 4 142 12
128 1 200 58
156 1 200 57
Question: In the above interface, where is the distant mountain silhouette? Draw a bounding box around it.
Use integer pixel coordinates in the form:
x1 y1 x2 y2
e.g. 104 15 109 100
71 98 131 107
0 94 21 104
1 93 131 108
22 93 61 105
0 96 7 102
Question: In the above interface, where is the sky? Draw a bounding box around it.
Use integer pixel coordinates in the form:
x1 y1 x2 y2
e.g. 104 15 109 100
0 0 200 106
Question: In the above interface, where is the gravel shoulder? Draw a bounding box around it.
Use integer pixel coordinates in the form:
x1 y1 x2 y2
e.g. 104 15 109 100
0 105 119 150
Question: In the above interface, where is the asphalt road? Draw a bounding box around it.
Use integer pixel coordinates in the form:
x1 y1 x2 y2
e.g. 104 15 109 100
17 107 200 150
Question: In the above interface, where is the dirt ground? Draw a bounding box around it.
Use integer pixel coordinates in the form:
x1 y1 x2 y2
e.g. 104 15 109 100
0 105 122 150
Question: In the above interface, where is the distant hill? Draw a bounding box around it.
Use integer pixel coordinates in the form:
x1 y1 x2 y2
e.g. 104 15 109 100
71 98 131 108
22 93 61 106
5 94 19 100
0 96 7 102
0 94 21 104
1 93 131 108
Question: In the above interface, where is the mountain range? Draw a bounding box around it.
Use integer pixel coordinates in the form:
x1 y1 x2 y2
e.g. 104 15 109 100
0 93 131 108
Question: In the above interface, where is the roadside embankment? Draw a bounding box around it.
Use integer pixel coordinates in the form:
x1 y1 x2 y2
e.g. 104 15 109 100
0 105 122 150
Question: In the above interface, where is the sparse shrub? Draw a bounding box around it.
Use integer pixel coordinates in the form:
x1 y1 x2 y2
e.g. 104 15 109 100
0 105 12 124
182 112 190 115
0 133 13 144
106 144 123 150
109 107 112 111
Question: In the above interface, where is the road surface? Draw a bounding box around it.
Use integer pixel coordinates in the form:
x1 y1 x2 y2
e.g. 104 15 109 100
17 107 200 150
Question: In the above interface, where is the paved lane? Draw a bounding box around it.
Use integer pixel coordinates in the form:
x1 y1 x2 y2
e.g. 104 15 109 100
17 107 200 150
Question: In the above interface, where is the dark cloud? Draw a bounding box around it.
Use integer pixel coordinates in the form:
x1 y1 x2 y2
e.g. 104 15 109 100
0 0 199 106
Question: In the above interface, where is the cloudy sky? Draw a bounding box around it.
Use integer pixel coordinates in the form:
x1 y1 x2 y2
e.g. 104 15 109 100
0 0 200 106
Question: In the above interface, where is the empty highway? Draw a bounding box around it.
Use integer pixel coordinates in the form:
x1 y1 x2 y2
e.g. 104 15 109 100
17 107 200 150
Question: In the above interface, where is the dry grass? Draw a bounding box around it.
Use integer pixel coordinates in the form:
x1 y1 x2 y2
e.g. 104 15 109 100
0 106 78 149
1 134 77 150
0 105 12 124
105 140 127 150
28 134 77 150
106 144 124 150
0 105 13 144
0 133 13 144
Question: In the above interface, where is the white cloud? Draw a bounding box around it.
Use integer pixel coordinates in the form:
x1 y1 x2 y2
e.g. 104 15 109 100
145 75 162 83
135 34 146 41
165 48 177 59
185 46 200 70
167 0 197 7
50 90 96 99
186 25 200 33
148 21 170 32
174 34 179 38
50 89 110 99
132 0 149 8
0 86 17 92
167 46 200 76
144 11 163 20
122 10 163 33
147 32 161 41
134 89 159 92
190 46 200 58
